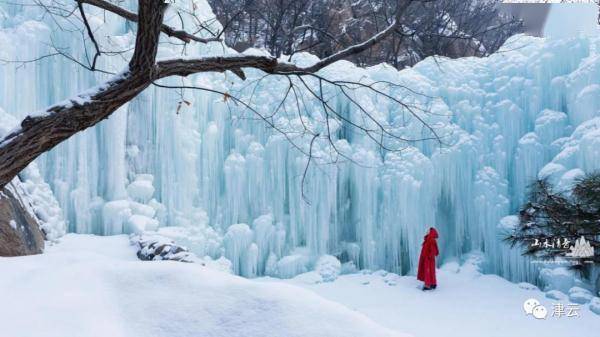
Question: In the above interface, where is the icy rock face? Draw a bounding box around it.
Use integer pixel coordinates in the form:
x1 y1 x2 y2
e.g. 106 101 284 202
18 164 66 241
1 1 600 285
0 108 65 244
0 180 45 256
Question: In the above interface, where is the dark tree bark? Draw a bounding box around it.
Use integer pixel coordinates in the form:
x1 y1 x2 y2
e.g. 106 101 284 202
0 0 167 188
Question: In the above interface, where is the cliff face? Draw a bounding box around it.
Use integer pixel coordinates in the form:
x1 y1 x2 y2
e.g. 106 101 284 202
0 180 44 256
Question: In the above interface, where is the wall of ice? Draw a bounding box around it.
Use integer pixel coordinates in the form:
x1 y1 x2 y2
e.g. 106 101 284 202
1 1 599 284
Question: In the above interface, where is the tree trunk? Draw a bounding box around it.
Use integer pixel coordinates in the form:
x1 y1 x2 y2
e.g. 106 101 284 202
0 0 167 189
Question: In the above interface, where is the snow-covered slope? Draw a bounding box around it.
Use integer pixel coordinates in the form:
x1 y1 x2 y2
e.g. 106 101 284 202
1 1 599 287
279 260 600 337
0 234 408 337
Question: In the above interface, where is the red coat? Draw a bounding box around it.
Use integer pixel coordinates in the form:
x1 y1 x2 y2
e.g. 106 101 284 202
417 228 439 287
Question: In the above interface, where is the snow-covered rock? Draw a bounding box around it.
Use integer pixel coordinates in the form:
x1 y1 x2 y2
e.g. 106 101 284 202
568 286 594 304
315 255 342 282
341 261 358 275
277 254 309 279
589 297 600 315
540 267 575 293
518 282 538 291
19 163 66 241
131 233 194 262
0 180 45 256
545 290 567 301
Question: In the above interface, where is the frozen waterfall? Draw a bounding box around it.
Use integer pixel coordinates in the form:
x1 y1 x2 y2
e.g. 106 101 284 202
1 1 599 284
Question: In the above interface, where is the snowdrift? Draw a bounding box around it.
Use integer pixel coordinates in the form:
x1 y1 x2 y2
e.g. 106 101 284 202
0 234 409 337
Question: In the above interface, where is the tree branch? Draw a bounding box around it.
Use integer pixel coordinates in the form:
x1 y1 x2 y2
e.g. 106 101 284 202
0 0 419 189
0 0 166 188
79 0 221 44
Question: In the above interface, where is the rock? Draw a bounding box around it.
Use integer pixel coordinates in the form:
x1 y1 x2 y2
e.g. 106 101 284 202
340 261 358 275
540 267 575 293
545 290 567 301
130 233 194 262
589 297 600 315
292 271 323 285
276 254 309 279
568 287 593 304
569 286 590 294
0 181 44 256
383 273 400 286
315 255 342 282
518 282 539 291
374 269 388 277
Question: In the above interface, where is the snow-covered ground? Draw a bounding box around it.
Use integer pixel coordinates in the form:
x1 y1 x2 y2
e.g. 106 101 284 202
275 261 600 337
0 234 407 337
2 235 598 337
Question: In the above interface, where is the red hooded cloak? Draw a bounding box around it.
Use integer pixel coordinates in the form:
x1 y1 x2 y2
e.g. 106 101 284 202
417 227 439 287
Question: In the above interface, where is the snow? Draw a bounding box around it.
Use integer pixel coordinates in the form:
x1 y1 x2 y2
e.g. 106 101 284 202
19 163 66 240
277 254 310 279
539 267 576 293
590 297 600 315
546 290 568 301
568 287 594 304
126 214 159 234
273 259 600 337
315 255 342 282
126 174 155 203
0 234 408 337
0 0 599 294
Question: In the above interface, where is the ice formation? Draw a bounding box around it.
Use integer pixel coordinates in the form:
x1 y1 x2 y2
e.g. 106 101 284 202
1 1 599 287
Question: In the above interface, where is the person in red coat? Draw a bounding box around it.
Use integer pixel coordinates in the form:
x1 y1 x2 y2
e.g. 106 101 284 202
417 227 439 291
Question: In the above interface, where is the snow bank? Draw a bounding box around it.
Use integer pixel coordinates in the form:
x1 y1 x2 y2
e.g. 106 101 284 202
281 257 600 337
0 234 408 337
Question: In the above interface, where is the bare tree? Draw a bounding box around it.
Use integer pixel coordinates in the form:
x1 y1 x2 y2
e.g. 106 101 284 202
209 0 523 69
0 0 442 190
